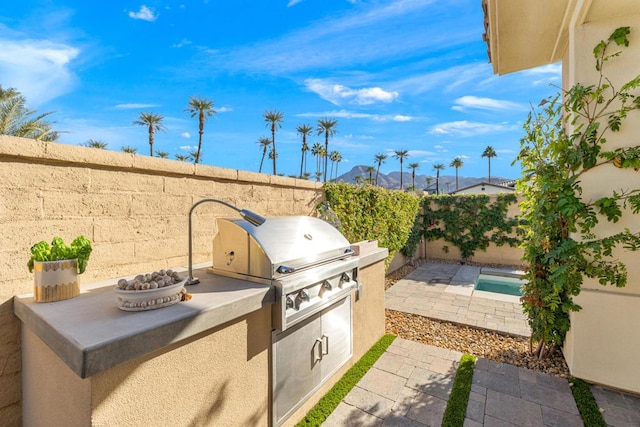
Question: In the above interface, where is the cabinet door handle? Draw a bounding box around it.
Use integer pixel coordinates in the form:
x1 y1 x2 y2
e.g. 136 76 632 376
321 334 329 356
314 338 323 362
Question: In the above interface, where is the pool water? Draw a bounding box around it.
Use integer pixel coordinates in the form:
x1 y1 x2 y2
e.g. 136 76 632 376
475 274 524 297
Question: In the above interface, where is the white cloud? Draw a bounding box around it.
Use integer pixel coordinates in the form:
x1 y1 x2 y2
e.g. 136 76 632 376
217 106 233 113
393 63 491 96
452 96 524 112
521 63 561 86
407 150 435 157
180 145 196 151
128 5 158 22
171 39 191 48
305 79 398 105
522 63 561 76
295 109 409 122
287 0 304 6
428 120 516 137
0 38 79 105
393 115 413 122
114 103 159 109
181 132 191 138
205 0 469 75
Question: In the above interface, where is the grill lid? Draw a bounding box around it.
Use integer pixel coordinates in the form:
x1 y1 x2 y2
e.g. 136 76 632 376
212 216 352 280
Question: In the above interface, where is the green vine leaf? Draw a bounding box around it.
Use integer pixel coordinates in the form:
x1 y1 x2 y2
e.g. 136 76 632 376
517 26 640 354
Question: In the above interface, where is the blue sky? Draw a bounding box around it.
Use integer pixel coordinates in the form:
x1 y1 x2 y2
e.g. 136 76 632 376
0 0 560 179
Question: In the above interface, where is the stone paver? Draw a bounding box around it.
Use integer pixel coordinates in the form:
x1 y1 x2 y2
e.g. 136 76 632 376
325 339 587 427
385 263 530 337
591 384 640 427
323 262 639 426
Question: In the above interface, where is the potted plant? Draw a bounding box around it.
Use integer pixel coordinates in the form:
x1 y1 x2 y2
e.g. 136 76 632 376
27 236 92 302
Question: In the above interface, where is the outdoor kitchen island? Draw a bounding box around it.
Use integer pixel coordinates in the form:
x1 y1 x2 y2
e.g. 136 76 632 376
14 245 388 426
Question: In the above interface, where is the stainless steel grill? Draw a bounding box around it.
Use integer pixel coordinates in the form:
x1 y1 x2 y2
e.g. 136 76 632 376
211 216 358 330
210 215 359 426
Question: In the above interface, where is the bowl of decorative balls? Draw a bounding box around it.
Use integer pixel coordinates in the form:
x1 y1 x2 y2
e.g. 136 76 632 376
114 269 190 311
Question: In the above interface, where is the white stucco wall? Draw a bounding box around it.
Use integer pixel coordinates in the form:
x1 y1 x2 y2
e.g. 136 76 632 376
562 12 640 394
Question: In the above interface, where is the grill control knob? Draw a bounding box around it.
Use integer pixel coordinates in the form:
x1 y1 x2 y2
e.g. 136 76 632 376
286 295 295 309
323 280 333 291
341 273 351 282
296 289 310 307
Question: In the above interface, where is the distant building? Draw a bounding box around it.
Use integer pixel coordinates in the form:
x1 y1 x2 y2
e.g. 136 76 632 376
450 181 515 195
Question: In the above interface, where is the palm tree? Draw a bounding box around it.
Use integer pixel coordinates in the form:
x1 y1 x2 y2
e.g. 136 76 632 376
482 145 497 183
366 166 376 184
185 96 216 164
393 150 409 190
175 154 190 161
450 157 464 191
296 123 313 177
316 118 338 182
314 171 323 182
374 153 388 186
264 110 284 175
188 149 199 162
0 85 58 141
433 163 446 194
408 162 420 190
335 152 343 180
121 146 137 154
268 148 278 164
329 150 341 180
257 136 272 173
84 139 107 149
425 176 434 192
155 150 169 158
311 142 323 178
133 112 166 156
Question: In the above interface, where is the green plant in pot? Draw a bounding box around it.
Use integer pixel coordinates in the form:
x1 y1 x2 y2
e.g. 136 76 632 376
27 236 92 302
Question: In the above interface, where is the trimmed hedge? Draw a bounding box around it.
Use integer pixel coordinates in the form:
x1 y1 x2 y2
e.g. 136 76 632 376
324 183 421 268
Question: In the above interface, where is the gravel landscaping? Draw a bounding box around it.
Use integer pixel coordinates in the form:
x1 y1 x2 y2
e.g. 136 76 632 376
384 259 571 378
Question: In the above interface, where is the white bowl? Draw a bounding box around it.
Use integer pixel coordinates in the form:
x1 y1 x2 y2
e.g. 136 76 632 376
114 278 187 311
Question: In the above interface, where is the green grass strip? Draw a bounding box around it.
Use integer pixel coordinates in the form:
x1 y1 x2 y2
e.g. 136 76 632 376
569 378 607 427
296 334 396 426
442 353 476 427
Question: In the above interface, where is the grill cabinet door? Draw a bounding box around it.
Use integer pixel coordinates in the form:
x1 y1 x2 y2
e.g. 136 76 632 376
319 296 352 381
272 295 353 426
273 312 322 425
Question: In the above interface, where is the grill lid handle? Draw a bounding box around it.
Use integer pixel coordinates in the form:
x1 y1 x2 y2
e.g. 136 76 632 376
276 248 354 274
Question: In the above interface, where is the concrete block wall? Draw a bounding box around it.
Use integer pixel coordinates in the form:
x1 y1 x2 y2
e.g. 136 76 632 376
0 135 324 425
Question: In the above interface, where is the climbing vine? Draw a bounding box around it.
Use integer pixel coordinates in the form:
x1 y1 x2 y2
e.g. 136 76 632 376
517 27 640 358
421 194 522 260
323 183 420 269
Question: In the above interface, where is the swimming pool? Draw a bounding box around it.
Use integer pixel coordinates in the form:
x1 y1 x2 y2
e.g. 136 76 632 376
475 273 524 297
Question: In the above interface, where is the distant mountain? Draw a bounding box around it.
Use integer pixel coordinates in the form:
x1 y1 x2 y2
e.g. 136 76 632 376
334 165 513 192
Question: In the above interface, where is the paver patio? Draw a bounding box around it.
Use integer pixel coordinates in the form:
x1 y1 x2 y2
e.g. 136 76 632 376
324 338 583 426
385 263 530 337
323 262 640 426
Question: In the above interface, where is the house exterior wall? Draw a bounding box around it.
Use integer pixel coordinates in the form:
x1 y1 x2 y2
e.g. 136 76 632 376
453 184 515 195
562 12 640 394
0 135 324 424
